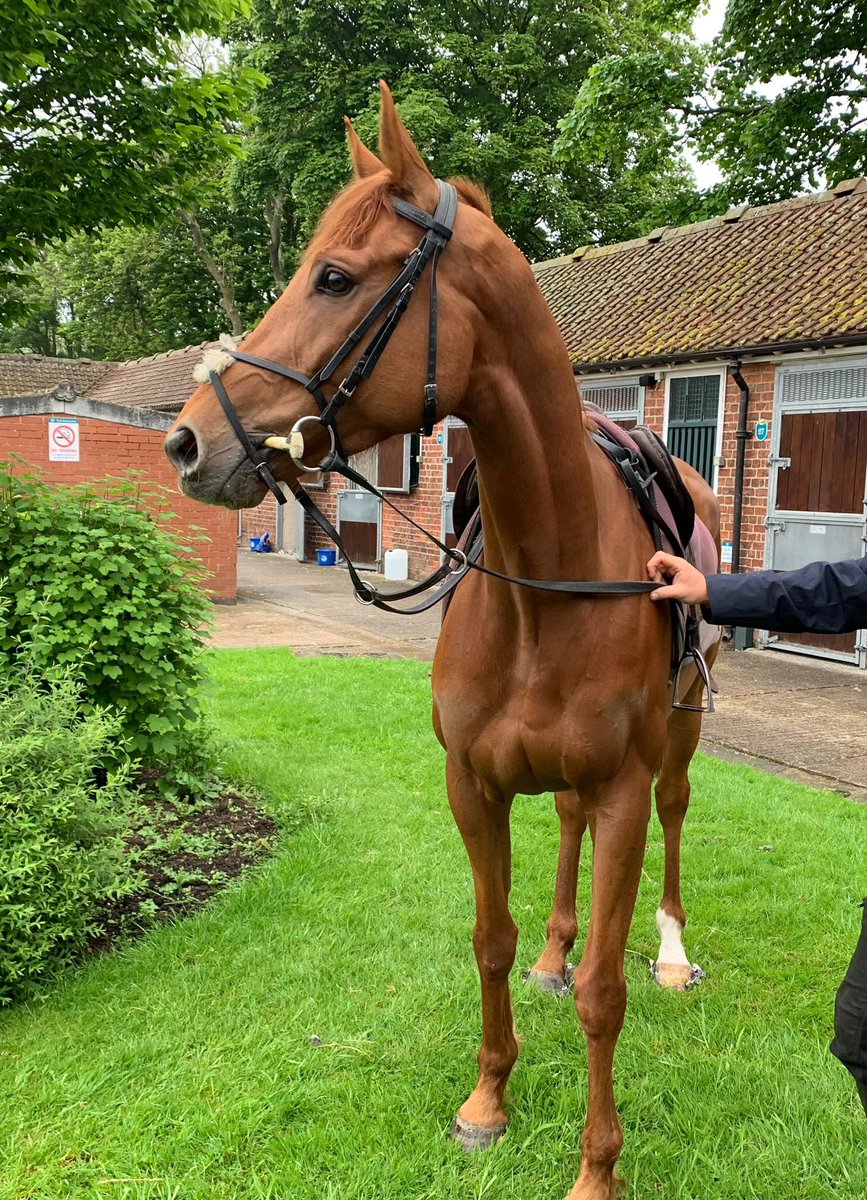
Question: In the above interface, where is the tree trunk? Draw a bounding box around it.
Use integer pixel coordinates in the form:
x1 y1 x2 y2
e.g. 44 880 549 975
179 207 244 336
264 194 285 293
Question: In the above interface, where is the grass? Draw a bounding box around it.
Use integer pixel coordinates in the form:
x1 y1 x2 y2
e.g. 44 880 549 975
1 650 865 1200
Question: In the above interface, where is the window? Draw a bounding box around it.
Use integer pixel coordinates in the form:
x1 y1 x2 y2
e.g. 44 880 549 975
666 374 722 484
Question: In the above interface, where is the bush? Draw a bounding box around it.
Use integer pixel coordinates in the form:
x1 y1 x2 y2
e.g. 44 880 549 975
0 465 210 766
0 664 132 1004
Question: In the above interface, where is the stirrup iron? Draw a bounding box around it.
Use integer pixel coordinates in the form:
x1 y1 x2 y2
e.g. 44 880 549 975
672 645 715 714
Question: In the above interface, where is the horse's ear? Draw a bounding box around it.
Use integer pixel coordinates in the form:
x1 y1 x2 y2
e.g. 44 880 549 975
344 117 383 179
377 80 439 208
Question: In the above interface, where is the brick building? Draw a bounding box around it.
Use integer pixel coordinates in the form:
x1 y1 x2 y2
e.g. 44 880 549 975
0 351 237 600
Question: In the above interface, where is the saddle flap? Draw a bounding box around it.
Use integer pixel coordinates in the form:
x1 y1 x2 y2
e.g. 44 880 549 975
452 457 479 541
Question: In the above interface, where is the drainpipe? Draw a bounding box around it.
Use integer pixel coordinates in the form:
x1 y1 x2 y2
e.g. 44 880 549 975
729 360 753 649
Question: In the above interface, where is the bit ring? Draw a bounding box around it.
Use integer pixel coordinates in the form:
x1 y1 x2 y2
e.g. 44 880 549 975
288 415 337 473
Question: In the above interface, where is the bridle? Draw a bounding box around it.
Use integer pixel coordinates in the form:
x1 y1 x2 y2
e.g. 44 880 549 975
209 180 459 499
202 179 675 619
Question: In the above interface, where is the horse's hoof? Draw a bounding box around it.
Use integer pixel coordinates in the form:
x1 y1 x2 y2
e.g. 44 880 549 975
450 1115 507 1152
523 963 574 997
650 960 706 991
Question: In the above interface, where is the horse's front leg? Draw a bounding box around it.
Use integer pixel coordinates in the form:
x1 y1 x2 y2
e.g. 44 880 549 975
652 705 705 991
526 790 587 994
568 758 653 1200
447 755 519 1151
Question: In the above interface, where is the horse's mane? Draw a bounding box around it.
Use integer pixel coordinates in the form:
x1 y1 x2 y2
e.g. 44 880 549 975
305 172 493 259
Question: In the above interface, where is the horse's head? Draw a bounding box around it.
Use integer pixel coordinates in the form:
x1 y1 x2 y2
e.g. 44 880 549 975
165 82 496 509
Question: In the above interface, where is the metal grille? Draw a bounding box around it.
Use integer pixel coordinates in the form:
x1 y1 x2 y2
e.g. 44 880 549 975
779 364 867 408
582 379 641 422
667 375 720 483
667 425 716 483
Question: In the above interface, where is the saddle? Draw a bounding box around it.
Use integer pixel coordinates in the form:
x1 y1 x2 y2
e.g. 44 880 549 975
448 411 719 710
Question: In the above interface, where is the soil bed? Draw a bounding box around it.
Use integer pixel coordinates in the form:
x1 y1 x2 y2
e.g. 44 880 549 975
88 788 277 955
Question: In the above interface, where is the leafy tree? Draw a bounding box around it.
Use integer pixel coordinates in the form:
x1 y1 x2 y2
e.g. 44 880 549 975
0 0 264 321
235 0 708 267
557 0 867 206
0 186 277 361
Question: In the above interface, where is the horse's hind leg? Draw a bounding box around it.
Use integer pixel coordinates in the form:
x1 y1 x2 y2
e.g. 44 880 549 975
526 790 586 994
446 756 519 1151
652 703 705 990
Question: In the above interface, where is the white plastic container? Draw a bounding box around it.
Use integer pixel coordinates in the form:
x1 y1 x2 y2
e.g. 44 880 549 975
384 548 409 581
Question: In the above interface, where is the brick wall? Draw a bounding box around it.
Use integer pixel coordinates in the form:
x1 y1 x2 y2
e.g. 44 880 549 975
1 407 237 600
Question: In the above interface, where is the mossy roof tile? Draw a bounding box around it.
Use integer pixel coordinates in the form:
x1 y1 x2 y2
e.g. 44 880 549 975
533 183 867 368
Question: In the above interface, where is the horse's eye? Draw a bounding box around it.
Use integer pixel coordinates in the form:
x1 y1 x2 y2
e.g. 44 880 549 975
317 267 355 296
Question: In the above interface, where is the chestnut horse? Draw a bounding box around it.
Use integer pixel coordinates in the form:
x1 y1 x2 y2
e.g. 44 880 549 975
165 84 720 1199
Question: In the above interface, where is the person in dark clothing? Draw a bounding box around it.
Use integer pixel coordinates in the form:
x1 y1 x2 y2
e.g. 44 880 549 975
647 549 867 1116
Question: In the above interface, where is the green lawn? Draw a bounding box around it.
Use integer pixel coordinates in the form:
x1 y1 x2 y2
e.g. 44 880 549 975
2 650 865 1200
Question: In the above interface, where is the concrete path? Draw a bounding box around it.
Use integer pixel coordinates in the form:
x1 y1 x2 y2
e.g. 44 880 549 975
211 551 867 800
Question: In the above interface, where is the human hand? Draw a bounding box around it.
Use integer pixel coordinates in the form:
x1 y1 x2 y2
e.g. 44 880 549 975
647 551 710 605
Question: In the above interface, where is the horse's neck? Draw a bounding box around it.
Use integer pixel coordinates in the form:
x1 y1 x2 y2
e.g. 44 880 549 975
457 279 602 584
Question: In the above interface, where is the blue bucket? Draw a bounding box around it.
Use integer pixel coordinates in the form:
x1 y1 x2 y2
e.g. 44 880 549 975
317 548 337 566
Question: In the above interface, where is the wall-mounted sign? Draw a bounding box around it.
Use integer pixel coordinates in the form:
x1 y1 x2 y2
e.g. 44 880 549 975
721 540 733 565
755 421 769 442
48 418 80 462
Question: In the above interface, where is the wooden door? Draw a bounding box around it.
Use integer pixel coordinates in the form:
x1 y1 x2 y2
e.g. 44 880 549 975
768 410 867 658
338 446 380 567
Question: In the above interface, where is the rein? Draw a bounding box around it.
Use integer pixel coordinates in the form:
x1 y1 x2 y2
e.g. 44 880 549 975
204 178 664 614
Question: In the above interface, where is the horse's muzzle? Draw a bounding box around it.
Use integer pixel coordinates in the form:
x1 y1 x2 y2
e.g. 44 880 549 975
165 425 270 509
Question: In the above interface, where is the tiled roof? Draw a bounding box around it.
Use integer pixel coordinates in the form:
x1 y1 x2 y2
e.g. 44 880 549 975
533 179 867 371
0 353 115 398
86 341 220 411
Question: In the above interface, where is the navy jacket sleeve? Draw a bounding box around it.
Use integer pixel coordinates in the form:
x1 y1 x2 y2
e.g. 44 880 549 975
705 557 867 634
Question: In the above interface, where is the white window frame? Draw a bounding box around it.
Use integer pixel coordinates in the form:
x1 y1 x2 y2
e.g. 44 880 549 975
662 366 726 492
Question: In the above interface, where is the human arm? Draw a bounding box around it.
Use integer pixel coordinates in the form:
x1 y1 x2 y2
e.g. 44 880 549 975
647 552 867 634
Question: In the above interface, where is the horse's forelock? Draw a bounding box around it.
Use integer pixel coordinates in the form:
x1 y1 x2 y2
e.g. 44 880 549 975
305 172 493 263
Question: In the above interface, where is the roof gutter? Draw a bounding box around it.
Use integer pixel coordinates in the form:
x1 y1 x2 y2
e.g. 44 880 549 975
571 331 867 375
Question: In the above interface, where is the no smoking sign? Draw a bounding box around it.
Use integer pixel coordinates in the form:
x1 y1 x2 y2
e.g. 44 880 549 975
48 417 80 462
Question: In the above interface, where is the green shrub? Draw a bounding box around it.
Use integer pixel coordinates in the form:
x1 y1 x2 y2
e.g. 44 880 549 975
0 664 132 1004
0 465 210 765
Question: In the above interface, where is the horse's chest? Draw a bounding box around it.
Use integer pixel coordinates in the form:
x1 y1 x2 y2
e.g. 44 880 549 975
431 645 659 795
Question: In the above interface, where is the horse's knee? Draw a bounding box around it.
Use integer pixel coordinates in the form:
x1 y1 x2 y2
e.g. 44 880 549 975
573 967 627 1041
473 920 518 981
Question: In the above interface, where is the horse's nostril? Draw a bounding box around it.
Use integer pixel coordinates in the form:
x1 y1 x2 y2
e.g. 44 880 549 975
165 426 200 472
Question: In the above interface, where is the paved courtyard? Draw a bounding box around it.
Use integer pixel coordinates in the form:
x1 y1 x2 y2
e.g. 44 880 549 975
211 550 867 801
